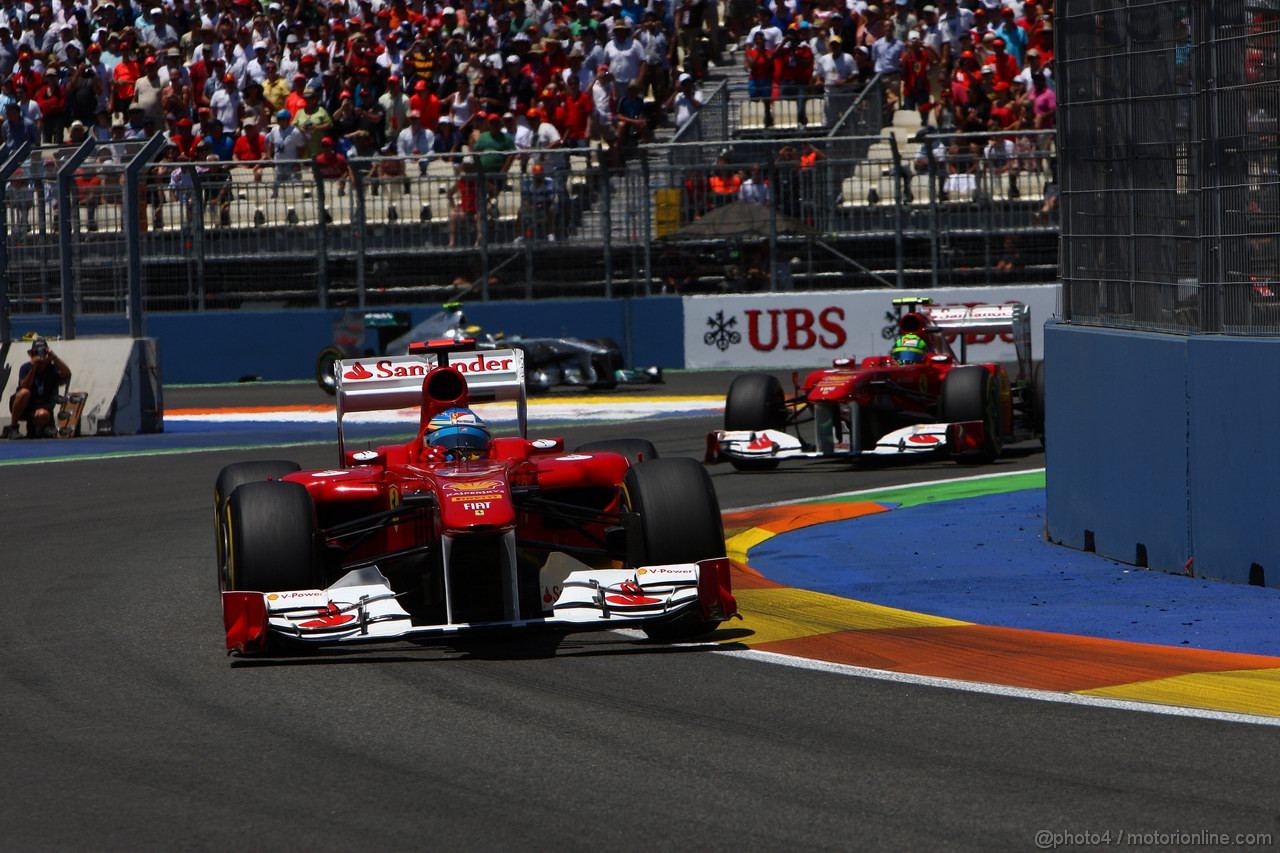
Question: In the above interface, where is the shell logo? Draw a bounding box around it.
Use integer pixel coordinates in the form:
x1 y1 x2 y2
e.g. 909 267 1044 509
637 569 647 575
267 593 279 601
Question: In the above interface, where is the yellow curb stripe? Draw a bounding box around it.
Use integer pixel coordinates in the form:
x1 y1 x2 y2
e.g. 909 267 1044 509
722 587 970 646
1079 668 1280 717
725 528 778 564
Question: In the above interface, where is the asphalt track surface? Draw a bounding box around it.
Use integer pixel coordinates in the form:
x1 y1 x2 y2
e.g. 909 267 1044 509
4 373 1279 851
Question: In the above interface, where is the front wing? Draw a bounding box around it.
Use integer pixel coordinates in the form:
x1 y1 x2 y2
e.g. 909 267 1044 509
223 558 736 654
705 421 987 464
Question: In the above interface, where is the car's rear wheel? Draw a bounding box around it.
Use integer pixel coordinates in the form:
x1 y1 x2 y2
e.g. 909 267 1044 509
941 366 1002 463
575 438 659 464
1031 359 1046 447
724 374 787 470
622 458 727 641
214 460 300 590
224 480 320 594
315 347 344 395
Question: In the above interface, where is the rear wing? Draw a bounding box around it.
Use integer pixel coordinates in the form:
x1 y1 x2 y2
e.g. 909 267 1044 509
927 303 1032 378
333 348 527 462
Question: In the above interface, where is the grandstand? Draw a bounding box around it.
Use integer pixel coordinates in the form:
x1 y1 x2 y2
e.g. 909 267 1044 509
0 1 1060 309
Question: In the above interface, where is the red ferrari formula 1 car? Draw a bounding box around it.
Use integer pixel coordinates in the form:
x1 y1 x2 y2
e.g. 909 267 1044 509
216 341 735 655
705 298 1045 470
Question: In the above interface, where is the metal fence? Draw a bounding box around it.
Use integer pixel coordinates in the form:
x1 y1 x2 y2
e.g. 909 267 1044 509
0 125 1059 330
1059 0 1280 335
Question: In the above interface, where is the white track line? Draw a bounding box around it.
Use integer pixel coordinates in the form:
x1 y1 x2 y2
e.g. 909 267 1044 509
723 467 1046 512
717 648 1280 727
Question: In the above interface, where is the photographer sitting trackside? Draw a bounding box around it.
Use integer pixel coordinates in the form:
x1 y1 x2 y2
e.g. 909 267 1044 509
5 339 71 439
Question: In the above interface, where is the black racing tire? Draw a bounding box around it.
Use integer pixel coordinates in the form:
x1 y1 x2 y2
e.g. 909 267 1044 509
214 460 300 591
941 365 1002 464
225 480 320 593
316 346 344 395
622 458 727 641
575 438 660 464
724 373 786 431
724 373 788 471
1031 359 1046 447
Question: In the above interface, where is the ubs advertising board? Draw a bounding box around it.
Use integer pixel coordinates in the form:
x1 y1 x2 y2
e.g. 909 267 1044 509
684 285 1060 368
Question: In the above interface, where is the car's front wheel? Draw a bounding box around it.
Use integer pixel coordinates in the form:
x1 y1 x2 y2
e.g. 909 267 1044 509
941 366 1002 463
224 480 320 594
622 458 727 641
214 460 300 590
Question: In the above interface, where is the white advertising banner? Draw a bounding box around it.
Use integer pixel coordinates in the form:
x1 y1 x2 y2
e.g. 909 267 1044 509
683 285 1060 368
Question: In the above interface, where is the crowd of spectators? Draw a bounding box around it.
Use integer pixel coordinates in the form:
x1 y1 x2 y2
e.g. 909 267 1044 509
0 0 1056 235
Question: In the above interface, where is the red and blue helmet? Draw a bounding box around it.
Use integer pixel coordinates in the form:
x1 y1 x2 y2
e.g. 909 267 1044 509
425 407 491 461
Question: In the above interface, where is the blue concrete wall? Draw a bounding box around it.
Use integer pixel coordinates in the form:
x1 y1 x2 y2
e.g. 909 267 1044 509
10 296 684 384
1045 321 1280 587
1187 336 1280 586
1044 322 1190 573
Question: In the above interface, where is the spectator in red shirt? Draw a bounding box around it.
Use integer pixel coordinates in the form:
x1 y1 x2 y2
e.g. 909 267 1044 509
112 45 141 114
900 31 932 111
773 26 814 127
233 118 266 183
34 75 64 145
410 79 441 131
314 135 351 197
561 74 592 148
744 31 774 128
984 37 1019 86
285 74 308 118
171 117 201 159
12 51 43 99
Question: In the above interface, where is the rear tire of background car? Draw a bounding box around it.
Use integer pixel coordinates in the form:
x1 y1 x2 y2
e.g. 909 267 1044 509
225 480 319 594
941 366 1002 464
622 458 727 641
1031 360 1046 447
724 374 787 471
315 347 344 395
214 460 301 591
575 438 660 463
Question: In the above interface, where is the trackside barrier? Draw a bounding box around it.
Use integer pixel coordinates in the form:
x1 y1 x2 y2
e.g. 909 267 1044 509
681 284 1060 369
1045 322 1280 589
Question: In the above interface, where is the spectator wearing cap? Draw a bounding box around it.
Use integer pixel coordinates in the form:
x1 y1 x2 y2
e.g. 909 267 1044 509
294 85 333 158
774 24 815 127
245 40 272 85
472 110 515 185
992 7 1026 65
266 107 306 189
314 133 352 196
170 116 199 158
233 117 266 182
588 64 617 145
134 54 167 126
663 71 701 132
984 37 1019 86
141 6 179 51
209 71 242 131
814 35 855 128
604 19 646 88
379 74 410 138
396 108 434 175
409 78 442 132
330 88 359 139
886 0 918 42
111 42 141 114
377 32 406 77
900 30 933 111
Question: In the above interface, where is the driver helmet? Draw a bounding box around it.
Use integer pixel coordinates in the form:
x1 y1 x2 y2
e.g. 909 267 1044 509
891 333 929 365
425 407 491 461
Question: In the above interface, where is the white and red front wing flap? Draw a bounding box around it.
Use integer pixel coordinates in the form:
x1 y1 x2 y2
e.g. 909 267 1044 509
223 559 736 654
704 429 822 464
705 421 987 464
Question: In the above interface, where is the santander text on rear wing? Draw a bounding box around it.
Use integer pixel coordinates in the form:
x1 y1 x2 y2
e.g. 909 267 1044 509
333 347 528 459
927 303 1032 377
